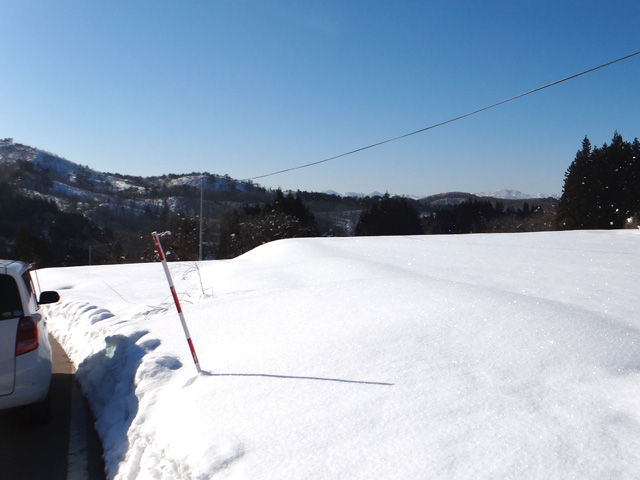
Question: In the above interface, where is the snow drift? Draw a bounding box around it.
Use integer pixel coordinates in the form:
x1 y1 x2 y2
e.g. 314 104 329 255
38 230 640 479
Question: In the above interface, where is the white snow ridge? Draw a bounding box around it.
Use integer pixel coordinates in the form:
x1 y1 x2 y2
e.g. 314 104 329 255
40 230 640 479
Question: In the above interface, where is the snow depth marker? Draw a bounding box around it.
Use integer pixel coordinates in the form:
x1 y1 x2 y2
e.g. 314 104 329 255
152 231 202 374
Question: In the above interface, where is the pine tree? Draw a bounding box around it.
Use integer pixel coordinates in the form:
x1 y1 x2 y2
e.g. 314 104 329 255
216 189 319 258
557 136 592 229
558 132 640 229
356 194 423 236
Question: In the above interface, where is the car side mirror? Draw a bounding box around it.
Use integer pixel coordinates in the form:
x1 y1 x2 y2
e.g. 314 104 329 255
39 291 60 305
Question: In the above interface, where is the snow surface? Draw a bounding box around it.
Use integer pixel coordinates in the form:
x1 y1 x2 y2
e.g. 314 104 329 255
38 230 640 479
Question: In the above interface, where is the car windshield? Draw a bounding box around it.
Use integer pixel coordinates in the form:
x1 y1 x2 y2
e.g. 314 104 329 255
0 274 22 319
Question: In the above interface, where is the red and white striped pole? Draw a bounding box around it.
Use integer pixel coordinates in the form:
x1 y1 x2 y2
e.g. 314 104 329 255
152 231 202 374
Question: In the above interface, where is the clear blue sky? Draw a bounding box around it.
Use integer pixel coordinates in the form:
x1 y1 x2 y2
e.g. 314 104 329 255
2 1 639 196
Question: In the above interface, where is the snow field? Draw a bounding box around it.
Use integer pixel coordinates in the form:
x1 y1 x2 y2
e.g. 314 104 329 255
39 230 640 479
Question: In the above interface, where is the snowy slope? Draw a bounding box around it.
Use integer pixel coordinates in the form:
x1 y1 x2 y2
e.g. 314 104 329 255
477 189 560 199
38 231 640 479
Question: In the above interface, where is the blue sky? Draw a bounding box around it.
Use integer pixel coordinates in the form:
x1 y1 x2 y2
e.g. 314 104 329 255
2 1 639 196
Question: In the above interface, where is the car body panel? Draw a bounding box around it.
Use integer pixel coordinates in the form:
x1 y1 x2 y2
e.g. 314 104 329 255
3 333 52 409
0 260 58 412
0 318 18 395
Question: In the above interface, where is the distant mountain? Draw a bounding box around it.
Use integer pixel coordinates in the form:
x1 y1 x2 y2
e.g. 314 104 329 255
419 192 475 208
416 191 558 220
326 188 559 201
477 189 559 200
324 190 388 199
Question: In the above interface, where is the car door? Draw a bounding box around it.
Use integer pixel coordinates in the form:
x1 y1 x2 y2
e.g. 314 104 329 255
0 275 23 396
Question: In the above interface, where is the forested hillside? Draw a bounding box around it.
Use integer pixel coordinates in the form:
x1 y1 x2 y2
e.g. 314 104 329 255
6 134 638 266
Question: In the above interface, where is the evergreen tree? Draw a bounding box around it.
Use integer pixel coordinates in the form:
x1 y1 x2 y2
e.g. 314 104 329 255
161 213 200 261
356 194 423 236
558 132 640 229
216 189 319 258
14 226 51 267
557 137 592 229
423 198 548 234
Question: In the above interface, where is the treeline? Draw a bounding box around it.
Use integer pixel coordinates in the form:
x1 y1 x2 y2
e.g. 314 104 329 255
557 132 640 229
355 194 423 236
217 189 319 258
350 132 640 238
0 179 212 266
423 199 553 234
2 131 637 265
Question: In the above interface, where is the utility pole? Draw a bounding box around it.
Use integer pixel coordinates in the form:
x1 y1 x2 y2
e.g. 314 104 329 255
199 176 204 261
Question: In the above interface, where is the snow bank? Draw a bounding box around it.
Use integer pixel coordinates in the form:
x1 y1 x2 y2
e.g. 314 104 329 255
38 231 640 479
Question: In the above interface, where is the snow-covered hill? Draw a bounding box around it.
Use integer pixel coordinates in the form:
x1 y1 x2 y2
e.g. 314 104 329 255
39 230 640 479
0 139 265 212
326 189 559 200
478 189 559 200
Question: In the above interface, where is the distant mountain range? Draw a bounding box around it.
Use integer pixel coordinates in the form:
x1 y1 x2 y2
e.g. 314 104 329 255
1 138 558 204
477 189 560 200
0 138 560 264
0 138 558 234
325 189 559 200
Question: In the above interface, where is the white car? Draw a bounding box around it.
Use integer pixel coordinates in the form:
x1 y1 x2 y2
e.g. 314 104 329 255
0 260 59 424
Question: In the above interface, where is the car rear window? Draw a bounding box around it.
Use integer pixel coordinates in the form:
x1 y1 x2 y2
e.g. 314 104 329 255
0 274 23 319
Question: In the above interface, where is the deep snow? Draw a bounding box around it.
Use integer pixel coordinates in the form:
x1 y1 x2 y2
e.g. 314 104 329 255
38 230 640 479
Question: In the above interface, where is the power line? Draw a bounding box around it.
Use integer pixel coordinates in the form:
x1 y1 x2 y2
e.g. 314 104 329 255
246 50 640 182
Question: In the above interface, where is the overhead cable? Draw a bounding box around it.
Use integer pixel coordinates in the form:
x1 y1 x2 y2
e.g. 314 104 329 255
245 50 640 182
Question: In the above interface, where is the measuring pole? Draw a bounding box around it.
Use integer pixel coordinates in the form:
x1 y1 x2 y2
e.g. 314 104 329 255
152 231 202 374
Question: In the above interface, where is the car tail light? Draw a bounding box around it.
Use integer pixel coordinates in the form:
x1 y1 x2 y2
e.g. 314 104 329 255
16 316 39 356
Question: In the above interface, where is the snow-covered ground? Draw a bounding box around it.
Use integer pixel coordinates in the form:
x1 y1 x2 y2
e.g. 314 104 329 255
38 230 640 479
